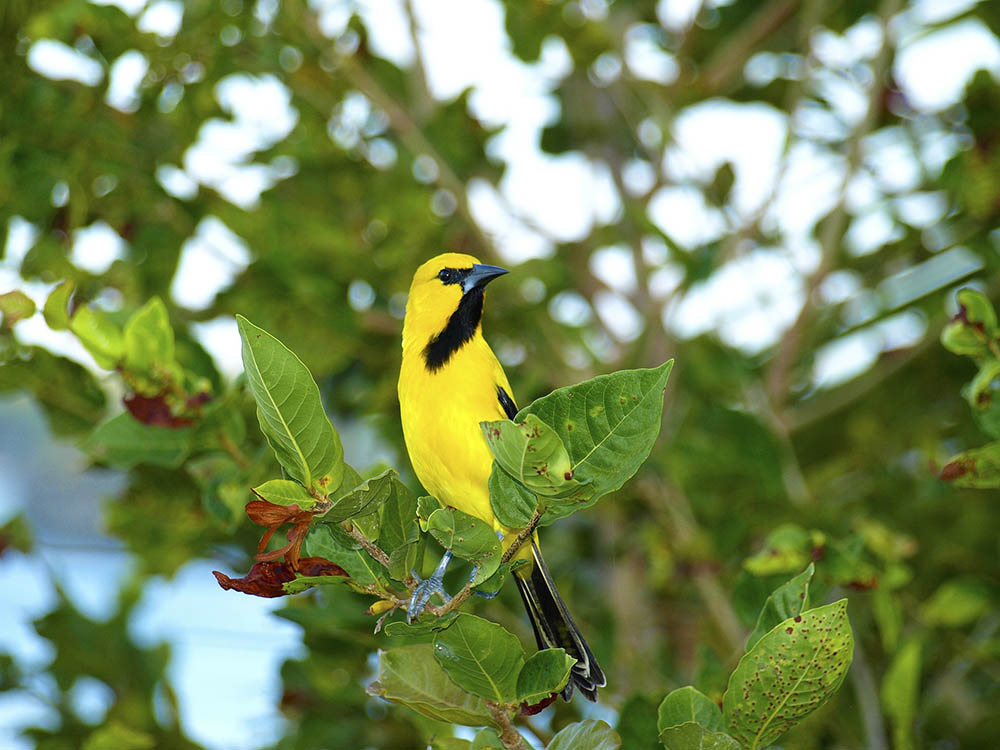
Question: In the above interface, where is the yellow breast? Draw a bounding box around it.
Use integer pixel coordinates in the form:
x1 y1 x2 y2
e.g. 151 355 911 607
398 334 510 526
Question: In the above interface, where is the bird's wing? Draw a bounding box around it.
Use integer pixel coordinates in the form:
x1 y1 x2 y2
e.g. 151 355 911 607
492 355 518 419
497 384 517 420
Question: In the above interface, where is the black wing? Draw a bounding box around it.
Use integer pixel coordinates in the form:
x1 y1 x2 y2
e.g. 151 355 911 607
496 385 518 420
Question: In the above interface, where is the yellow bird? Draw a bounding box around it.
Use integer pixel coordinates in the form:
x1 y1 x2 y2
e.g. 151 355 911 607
398 252 605 702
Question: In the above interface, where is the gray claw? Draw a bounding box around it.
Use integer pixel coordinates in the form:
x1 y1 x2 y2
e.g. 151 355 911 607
406 550 454 622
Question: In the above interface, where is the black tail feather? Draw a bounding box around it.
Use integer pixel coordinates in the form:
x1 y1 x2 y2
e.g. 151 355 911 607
514 541 605 701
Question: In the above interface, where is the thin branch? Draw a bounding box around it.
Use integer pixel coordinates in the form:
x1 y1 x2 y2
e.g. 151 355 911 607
402 0 434 121
501 508 543 565
766 0 904 407
698 0 801 95
485 701 531 750
341 519 392 569
337 58 497 256
430 507 544 617
219 432 251 468
636 477 747 656
849 633 890 750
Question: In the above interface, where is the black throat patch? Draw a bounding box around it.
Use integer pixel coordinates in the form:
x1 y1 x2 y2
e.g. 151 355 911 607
423 286 485 372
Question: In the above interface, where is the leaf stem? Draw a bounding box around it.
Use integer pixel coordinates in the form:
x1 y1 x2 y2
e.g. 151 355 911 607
501 508 543 565
341 520 392 569
219 432 251 468
426 507 543 617
485 701 531 750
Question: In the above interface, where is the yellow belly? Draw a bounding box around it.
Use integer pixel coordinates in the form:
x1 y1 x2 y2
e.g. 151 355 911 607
399 335 507 526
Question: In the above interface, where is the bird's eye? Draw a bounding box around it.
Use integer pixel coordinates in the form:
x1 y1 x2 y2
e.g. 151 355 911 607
437 268 453 283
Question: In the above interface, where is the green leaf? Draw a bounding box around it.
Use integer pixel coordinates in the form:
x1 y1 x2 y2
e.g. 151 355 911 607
282 572 353 594
82 720 154 750
488 463 538 528
0 289 36 326
387 541 421 582
746 564 814 650
252 479 317 510
941 319 987 356
432 613 525 703
743 523 815 576
657 686 726 733
427 507 503 585
384 612 459 641
303 524 383 588
966 357 1000 411
723 600 854 749
940 440 1000 488
547 719 622 750
42 280 73 330
518 361 673 523
418 494 442 524
880 637 921 750
658 723 741 750
326 467 399 523
516 648 576 704
957 288 998 334
70 305 125 369
430 738 471 750
369 644 497 728
83 413 192 468
377 476 419 554
472 728 505 749
329 462 363 500
615 695 661 750
481 414 586 498
873 588 903 653
920 577 992 627
941 289 999 357
123 296 174 375
0 346 106 436
237 315 344 490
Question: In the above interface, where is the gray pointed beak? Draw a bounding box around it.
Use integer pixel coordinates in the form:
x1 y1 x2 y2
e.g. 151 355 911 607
462 263 509 293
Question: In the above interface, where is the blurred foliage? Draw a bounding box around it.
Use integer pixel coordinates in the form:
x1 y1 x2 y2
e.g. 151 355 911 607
2 0 1000 747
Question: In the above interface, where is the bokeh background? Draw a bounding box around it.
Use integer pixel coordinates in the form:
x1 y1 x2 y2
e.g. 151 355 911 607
2 0 1000 747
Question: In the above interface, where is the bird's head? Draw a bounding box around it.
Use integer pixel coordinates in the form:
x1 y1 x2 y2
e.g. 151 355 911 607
402 252 509 368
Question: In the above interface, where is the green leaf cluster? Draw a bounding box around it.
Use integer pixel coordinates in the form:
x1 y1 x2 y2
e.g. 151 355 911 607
653 567 854 750
484 361 674 527
939 289 1000 487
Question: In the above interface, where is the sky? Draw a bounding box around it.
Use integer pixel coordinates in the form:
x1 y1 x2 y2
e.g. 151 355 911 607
2 0 1000 748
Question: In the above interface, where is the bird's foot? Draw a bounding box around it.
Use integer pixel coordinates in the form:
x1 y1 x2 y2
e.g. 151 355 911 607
407 550 453 622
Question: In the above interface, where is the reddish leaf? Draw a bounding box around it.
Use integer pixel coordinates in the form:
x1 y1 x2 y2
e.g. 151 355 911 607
246 499 302 526
940 457 974 481
213 561 297 598
297 557 349 577
123 392 193 427
213 557 347 598
245 497 321 569
520 693 558 716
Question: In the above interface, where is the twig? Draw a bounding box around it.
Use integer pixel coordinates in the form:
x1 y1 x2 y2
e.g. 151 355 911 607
485 701 531 750
849 633 890 750
341 519 392 569
765 0 904 407
327 505 544 618
403 0 434 121
698 0 801 94
636 477 747 656
501 508 543 565
219 433 251 468
431 507 544 617
336 58 497 256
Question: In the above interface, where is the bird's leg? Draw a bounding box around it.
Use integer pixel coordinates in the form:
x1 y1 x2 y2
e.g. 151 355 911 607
407 549 453 622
